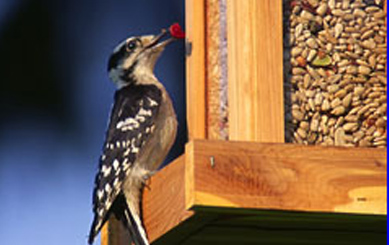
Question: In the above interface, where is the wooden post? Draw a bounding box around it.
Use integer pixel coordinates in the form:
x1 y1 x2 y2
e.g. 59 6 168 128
227 0 284 142
185 0 207 140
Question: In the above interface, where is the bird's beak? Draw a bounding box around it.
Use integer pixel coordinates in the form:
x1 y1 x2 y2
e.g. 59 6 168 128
135 29 175 71
142 29 174 52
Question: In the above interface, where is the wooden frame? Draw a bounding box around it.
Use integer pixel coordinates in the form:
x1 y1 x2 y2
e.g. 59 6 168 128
186 0 285 142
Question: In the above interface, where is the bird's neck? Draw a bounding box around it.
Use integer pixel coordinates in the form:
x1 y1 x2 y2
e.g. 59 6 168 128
117 73 165 92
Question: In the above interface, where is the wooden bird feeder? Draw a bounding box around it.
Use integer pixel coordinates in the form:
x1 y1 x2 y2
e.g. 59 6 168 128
103 0 387 244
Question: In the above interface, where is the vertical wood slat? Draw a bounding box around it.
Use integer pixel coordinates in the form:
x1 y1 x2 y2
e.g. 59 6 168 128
186 0 207 140
227 0 284 143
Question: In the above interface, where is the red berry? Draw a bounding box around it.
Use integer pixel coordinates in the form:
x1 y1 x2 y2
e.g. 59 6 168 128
169 23 185 39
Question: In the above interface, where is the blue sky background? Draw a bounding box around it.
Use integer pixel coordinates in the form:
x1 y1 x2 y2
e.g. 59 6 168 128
0 1 186 244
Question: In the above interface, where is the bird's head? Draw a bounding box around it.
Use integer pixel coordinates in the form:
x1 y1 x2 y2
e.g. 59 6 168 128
108 29 173 88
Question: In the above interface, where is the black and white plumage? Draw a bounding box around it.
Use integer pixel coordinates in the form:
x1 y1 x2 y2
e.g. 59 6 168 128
88 29 178 245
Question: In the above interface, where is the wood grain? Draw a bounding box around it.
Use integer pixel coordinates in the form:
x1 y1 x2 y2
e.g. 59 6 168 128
142 140 386 244
185 0 207 140
226 0 284 142
143 156 194 242
187 140 387 215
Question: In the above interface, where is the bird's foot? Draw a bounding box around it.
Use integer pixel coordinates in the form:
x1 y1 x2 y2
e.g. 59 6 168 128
142 171 157 189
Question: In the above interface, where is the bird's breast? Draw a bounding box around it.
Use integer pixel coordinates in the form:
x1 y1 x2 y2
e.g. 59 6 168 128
136 91 177 172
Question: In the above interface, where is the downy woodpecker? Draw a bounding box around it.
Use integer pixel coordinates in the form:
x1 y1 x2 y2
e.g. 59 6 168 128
88 27 181 245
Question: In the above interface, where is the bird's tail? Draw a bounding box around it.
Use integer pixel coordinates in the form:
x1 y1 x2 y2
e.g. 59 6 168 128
123 202 149 245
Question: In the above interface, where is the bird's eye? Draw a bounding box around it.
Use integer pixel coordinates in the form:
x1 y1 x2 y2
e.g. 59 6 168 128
126 40 137 51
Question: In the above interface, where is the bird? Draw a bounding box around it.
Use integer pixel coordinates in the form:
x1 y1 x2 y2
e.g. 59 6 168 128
88 28 179 245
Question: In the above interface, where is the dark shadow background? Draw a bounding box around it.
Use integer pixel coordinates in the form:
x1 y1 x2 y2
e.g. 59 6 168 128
0 0 186 244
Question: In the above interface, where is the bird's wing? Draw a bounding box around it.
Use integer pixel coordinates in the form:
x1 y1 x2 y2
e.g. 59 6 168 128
88 84 162 244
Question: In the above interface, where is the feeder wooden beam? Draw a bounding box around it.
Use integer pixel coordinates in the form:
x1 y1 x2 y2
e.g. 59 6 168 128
142 140 386 244
185 0 207 140
227 0 284 142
